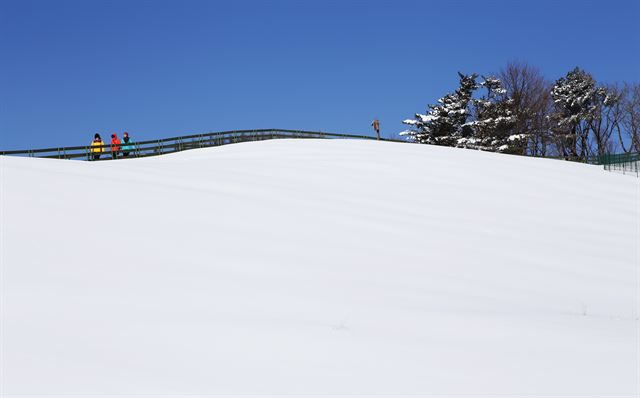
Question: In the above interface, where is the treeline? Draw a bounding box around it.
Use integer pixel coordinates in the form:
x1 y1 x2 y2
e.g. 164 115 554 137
401 62 640 160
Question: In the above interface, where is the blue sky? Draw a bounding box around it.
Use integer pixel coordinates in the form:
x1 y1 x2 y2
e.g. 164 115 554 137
1 0 638 150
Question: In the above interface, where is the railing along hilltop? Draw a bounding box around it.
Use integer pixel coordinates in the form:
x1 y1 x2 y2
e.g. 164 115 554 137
0 129 400 161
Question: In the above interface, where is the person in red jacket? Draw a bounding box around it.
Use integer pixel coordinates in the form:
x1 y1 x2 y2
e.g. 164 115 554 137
110 133 121 159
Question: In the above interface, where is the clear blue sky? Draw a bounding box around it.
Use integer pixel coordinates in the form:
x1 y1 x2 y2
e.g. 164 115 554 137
1 0 638 150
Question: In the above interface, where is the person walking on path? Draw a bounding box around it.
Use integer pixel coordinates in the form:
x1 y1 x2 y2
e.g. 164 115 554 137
371 119 380 140
121 132 133 157
110 133 121 159
90 133 104 160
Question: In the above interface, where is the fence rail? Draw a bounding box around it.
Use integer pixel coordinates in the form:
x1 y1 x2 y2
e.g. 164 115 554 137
0 129 401 161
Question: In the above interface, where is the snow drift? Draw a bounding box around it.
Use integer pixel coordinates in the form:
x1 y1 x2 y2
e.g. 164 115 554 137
1 139 638 396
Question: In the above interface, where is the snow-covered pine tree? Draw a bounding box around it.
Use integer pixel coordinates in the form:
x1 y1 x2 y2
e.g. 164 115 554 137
401 73 478 146
551 67 608 160
459 76 522 154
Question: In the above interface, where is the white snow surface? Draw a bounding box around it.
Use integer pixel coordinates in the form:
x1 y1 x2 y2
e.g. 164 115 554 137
417 114 438 123
1 139 639 396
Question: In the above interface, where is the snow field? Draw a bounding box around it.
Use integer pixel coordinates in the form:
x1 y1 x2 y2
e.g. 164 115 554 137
1 139 638 396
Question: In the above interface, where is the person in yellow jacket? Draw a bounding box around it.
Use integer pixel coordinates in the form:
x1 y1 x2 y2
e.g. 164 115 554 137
90 133 104 160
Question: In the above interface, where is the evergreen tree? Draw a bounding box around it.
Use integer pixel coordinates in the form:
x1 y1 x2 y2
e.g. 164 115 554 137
402 73 478 146
551 67 608 159
460 76 523 153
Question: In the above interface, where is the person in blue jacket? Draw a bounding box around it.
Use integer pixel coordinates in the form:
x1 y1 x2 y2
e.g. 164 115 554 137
121 132 134 157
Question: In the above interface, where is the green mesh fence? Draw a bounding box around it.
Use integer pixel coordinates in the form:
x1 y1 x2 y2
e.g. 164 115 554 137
597 152 640 177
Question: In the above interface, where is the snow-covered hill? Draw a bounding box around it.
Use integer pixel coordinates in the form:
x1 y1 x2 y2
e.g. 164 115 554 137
1 139 638 396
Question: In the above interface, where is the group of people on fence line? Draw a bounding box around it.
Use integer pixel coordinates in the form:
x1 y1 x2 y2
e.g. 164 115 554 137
90 132 134 160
